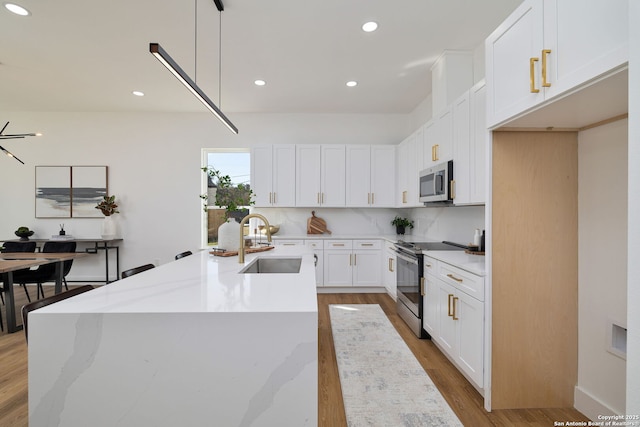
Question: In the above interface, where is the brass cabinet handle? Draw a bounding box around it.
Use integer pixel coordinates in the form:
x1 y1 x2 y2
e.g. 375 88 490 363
388 257 393 272
283 243 296 246
448 294 454 316
353 254 357 265
361 243 374 247
349 254 352 266
402 191 407 204
420 277 425 296
447 273 463 283
542 49 551 87
317 193 320 204
434 144 439 161
425 263 432 268
450 180 456 200
530 57 540 93
452 297 459 320
371 193 374 204
431 145 436 162
322 193 325 204
368 193 371 204
333 243 345 247
269 192 272 203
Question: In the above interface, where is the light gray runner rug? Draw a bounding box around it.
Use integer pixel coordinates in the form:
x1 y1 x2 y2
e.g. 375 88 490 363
329 304 463 427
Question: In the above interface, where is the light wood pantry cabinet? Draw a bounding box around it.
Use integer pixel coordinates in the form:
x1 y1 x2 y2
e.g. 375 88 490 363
296 145 346 207
345 145 395 207
251 145 296 207
323 239 381 287
486 0 628 128
423 255 485 390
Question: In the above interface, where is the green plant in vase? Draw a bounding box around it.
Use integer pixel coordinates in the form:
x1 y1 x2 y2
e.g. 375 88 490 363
391 216 414 235
200 166 254 220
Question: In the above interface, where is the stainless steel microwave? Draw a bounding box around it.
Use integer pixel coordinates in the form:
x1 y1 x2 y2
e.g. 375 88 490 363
419 160 454 204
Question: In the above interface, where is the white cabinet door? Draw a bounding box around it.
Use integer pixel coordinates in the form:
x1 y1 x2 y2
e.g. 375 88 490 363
271 145 296 206
396 140 408 206
486 0 544 127
352 250 381 287
422 119 437 168
435 106 454 163
321 145 346 207
323 250 352 286
422 273 439 337
345 145 371 207
435 279 457 355
452 91 471 204
469 81 487 204
383 243 397 299
456 291 484 388
544 0 628 99
296 145 321 206
305 240 324 286
370 145 396 207
251 145 274 207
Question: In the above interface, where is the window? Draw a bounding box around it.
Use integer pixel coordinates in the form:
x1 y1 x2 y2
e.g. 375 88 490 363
202 148 251 246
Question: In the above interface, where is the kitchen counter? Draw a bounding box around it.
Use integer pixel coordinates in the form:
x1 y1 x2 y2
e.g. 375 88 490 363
424 250 486 276
28 248 318 427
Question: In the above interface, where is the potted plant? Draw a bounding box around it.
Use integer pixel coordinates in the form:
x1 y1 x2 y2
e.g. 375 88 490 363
391 216 414 235
15 226 34 241
96 195 120 240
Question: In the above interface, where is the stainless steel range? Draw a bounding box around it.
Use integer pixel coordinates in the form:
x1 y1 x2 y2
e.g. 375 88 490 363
393 240 463 338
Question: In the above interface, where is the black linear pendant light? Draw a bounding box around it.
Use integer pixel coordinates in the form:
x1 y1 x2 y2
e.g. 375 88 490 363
150 0 238 134
0 121 41 164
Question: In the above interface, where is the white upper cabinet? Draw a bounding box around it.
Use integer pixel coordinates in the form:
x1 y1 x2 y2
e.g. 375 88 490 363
296 145 346 207
346 145 396 207
396 133 421 207
251 145 296 207
452 80 487 205
486 0 628 128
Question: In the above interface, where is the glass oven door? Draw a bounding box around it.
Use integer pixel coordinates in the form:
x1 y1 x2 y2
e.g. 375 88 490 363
395 250 421 317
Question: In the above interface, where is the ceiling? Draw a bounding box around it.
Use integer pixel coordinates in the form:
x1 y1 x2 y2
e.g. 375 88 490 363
0 0 522 115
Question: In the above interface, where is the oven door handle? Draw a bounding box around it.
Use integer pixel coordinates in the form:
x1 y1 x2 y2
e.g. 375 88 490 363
393 249 419 265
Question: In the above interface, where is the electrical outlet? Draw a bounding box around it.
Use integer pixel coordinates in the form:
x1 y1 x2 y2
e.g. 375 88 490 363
154 259 160 266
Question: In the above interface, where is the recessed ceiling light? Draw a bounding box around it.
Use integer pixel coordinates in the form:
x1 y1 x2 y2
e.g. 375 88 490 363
254 80 266 86
346 81 358 87
362 21 378 32
4 2 30 16
132 91 145 97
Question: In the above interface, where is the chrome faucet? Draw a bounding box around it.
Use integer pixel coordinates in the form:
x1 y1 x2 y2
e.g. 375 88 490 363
238 214 272 263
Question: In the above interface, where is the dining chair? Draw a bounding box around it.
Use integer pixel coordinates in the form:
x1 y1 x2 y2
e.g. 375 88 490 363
121 263 155 279
1 241 38 304
21 284 94 343
175 250 193 260
11 241 77 300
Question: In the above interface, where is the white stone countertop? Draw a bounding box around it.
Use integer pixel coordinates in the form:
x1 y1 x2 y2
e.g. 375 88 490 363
37 246 318 315
424 250 486 276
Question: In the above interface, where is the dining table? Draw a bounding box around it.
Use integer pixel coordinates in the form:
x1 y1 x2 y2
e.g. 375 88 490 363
0 252 89 333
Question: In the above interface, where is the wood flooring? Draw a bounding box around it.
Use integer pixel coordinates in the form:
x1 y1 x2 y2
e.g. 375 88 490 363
0 287 589 427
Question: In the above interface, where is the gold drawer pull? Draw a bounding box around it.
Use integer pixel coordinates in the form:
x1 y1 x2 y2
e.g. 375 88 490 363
420 277 425 296
447 273 463 283
452 297 459 320
447 294 454 316
333 243 345 247
361 243 374 247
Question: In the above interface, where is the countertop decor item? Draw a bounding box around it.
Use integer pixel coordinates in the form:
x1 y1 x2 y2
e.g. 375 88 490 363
96 195 119 239
391 216 414 235
95 195 119 216
307 211 331 235
14 226 34 240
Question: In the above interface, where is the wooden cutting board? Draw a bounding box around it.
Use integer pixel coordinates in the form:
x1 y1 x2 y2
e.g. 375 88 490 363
307 211 331 235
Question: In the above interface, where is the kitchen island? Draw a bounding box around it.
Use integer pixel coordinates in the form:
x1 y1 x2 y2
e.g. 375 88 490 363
27 248 318 427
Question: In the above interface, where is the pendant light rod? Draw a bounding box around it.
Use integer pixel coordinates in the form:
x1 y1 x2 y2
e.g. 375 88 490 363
0 121 40 164
149 43 238 134
0 144 25 164
213 0 224 12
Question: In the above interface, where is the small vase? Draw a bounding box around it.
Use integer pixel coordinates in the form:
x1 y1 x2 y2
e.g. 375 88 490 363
218 218 241 251
101 216 118 240
396 225 405 235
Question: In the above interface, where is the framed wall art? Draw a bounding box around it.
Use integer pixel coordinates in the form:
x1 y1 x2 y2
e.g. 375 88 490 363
35 166 108 218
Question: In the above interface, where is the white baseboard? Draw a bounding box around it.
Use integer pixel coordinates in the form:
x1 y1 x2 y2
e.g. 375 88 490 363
574 385 622 421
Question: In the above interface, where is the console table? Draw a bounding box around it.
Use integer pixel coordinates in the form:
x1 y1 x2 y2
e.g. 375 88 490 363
1 238 122 283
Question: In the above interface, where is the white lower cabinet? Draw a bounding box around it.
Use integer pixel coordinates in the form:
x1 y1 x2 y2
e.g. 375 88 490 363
304 240 324 286
323 240 381 287
423 256 484 389
383 241 397 299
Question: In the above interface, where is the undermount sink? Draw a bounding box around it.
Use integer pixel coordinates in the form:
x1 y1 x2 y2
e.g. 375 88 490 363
239 257 302 274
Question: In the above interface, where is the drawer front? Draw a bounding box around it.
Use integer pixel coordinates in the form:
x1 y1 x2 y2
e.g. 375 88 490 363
439 263 484 301
353 240 381 250
324 240 353 250
423 256 438 277
274 240 304 247
304 240 323 249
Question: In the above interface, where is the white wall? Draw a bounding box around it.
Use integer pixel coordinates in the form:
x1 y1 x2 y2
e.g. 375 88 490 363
575 120 628 418
627 0 640 415
0 111 409 279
